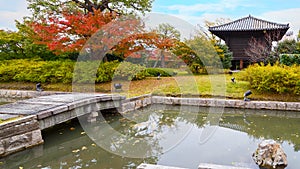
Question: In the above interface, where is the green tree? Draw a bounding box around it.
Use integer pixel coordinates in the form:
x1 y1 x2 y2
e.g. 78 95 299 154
17 21 61 60
0 19 74 61
171 41 200 67
0 30 25 60
0 27 57 60
297 30 300 53
204 19 233 69
151 23 180 68
27 0 154 19
276 39 299 54
213 41 232 69
185 33 221 69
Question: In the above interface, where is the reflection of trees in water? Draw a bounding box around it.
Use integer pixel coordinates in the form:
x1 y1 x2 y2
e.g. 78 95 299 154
85 104 198 159
219 111 300 152
1 119 157 169
129 105 300 152
7 105 299 168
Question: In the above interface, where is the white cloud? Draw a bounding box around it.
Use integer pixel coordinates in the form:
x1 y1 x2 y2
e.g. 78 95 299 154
0 1 30 30
166 0 252 15
151 7 300 39
155 13 234 32
261 8 300 37
143 13 198 40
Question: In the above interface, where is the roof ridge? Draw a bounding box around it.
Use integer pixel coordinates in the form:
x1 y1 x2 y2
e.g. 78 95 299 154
208 15 249 29
247 15 289 27
208 15 289 31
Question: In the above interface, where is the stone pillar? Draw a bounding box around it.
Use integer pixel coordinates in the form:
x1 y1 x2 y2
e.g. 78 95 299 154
87 111 98 123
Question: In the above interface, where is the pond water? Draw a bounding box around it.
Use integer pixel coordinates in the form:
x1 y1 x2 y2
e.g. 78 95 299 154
1 104 300 169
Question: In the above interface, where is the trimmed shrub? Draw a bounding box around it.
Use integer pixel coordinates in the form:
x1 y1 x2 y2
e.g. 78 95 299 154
96 61 119 83
0 60 149 84
146 68 177 77
73 60 120 83
280 54 300 66
113 62 148 81
0 59 74 83
238 63 300 95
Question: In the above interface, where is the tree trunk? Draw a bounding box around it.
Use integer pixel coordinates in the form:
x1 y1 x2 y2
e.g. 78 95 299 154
160 50 165 68
153 55 160 68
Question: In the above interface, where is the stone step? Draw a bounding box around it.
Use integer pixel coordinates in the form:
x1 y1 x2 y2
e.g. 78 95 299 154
198 163 253 169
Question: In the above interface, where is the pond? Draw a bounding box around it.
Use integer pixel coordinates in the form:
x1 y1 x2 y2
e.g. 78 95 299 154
1 104 300 169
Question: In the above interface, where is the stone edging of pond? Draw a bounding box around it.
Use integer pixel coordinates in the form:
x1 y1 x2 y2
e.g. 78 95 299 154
121 95 300 113
0 89 69 99
0 115 43 157
0 90 299 158
0 89 299 112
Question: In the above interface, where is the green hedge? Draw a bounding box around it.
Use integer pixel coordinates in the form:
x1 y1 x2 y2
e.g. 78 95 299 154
146 68 177 77
280 54 300 66
238 63 300 95
73 61 119 83
0 59 74 83
113 62 148 81
0 60 147 84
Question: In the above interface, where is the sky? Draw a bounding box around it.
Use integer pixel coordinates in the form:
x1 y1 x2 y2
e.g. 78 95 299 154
1 0 300 37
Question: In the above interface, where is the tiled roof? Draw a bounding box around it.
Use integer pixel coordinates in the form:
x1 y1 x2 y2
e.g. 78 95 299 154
209 15 289 32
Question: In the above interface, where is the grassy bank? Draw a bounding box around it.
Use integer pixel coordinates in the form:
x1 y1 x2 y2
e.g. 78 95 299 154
0 74 299 102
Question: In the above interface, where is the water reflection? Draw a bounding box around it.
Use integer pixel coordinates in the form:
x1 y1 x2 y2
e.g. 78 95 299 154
1 105 300 169
80 104 197 159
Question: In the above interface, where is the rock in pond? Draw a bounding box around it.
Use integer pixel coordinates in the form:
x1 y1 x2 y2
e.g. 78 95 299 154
252 139 287 169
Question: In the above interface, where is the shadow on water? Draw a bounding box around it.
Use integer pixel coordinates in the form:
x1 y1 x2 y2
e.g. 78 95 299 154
1 104 300 169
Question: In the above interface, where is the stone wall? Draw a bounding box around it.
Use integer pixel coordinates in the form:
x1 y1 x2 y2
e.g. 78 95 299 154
151 96 300 111
0 89 68 99
0 115 44 157
120 95 300 113
120 94 152 113
38 96 123 130
1 89 299 112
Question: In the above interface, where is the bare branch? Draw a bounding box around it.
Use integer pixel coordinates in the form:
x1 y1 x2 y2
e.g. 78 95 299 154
245 30 284 63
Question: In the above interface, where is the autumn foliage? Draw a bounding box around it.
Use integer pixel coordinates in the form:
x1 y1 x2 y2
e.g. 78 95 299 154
31 9 115 53
30 8 178 60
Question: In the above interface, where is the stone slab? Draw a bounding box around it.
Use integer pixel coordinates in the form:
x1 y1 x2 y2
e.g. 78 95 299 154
20 99 64 105
137 164 188 169
0 115 40 139
50 105 69 115
0 103 60 115
66 98 97 110
36 110 52 120
0 102 57 111
0 114 18 121
0 129 43 157
198 163 253 169
0 108 35 115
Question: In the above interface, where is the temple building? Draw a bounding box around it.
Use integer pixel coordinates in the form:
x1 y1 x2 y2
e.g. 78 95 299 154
209 15 289 69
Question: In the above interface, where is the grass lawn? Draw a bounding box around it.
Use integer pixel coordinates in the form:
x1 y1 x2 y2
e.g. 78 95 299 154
0 74 299 102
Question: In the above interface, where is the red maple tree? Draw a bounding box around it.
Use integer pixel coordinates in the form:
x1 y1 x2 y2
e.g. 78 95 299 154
31 9 177 60
31 9 116 53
